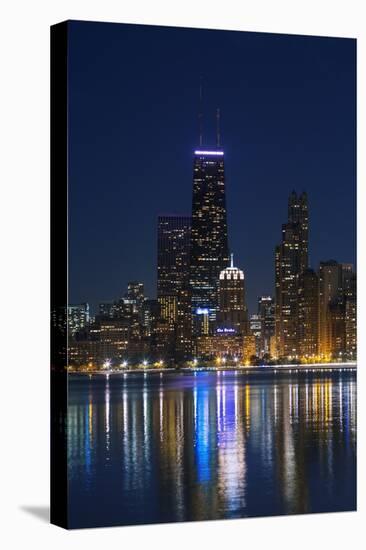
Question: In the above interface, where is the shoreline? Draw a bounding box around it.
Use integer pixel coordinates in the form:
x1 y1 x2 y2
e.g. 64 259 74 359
68 362 357 376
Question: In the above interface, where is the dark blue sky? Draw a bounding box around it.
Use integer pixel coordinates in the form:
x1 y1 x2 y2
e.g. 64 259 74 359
68 21 356 315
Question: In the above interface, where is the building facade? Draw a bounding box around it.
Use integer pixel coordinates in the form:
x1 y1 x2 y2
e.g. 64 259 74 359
189 149 229 337
157 215 192 357
275 191 309 359
298 268 319 359
217 254 247 335
257 296 275 357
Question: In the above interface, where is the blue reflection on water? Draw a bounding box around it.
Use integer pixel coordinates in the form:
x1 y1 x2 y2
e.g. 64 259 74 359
67 370 356 528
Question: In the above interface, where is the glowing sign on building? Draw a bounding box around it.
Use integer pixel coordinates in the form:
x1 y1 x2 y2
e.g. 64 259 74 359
196 307 210 315
216 327 236 334
194 150 224 156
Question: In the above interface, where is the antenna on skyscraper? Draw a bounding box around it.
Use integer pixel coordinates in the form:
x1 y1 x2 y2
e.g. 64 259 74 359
216 108 221 147
199 78 203 146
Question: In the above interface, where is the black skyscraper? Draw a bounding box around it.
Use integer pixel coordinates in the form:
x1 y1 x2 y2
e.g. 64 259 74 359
189 145 229 336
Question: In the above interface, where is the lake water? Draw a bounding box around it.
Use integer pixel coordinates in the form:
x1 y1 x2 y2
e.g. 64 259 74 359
67 370 356 528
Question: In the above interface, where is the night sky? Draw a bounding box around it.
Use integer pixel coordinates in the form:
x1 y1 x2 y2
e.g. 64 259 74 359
68 20 356 315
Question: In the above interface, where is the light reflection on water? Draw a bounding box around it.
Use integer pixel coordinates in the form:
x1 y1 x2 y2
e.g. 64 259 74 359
68 371 356 528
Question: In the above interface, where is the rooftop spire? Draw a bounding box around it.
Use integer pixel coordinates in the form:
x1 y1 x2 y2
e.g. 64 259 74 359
199 78 203 147
216 107 221 147
230 252 234 268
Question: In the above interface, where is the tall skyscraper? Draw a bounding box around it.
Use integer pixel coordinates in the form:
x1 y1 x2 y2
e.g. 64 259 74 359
345 271 356 360
258 296 275 357
217 254 247 335
157 215 192 357
190 147 229 336
275 191 309 359
298 269 319 358
318 260 343 359
318 261 356 360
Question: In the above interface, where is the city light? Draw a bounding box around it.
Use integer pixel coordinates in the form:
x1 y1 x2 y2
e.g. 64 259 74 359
194 150 224 156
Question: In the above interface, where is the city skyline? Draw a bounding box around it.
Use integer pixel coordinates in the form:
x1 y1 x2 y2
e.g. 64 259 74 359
68 22 356 315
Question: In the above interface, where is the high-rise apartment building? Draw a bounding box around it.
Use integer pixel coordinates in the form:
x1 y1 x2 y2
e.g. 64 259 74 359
318 260 343 359
298 269 319 358
275 191 309 359
257 296 275 357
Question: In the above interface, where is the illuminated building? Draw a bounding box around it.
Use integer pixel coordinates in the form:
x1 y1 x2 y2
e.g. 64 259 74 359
67 303 90 336
345 295 356 359
141 299 160 337
318 260 343 358
99 320 129 357
318 261 356 359
249 314 261 357
126 281 145 316
196 334 243 359
218 254 247 334
257 296 275 357
189 133 229 336
269 335 277 359
243 335 257 363
342 267 357 359
99 301 114 318
275 191 308 359
157 215 192 357
298 269 319 358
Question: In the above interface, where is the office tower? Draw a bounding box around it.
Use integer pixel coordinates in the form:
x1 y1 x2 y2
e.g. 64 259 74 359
258 296 275 357
141 299 160 337
218 254 247 334
275 191 309 359
67 303 90 336
345 272 357 360
318 260 343 359
298 269 319 359
189 145 229 336
318 261 356 360
126 281 145 315
249 314 262 357
157 215 192 357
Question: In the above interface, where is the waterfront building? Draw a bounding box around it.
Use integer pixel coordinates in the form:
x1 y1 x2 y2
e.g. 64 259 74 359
298 269 319 359
196 334 244 360
189 142 229 337
318 260 343 359
275 191 309 359
243 335 257 363
157 215 192 357
217 254 247 334
257 296 275 357
151 319 175 360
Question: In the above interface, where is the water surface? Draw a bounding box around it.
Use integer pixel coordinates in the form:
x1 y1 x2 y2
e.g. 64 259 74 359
68 370 356 528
